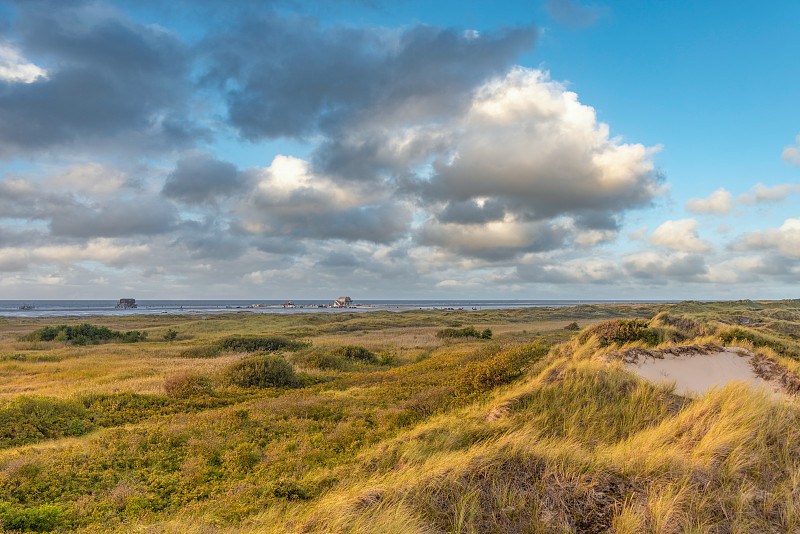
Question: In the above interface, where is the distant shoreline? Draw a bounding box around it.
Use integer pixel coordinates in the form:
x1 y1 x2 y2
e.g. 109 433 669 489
0 299 677 318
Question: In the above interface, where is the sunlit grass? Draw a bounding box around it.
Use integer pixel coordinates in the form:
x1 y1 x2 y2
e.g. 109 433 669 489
0 300 798 532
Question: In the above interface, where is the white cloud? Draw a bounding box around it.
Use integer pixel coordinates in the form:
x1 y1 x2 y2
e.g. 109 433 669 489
650 219 710 252
737 182 800 205
685 187 732 215
0 43 47 83
738 217 800 258
783 134 800 166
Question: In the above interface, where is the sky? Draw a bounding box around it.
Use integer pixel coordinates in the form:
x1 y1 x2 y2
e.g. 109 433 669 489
0 0 798 300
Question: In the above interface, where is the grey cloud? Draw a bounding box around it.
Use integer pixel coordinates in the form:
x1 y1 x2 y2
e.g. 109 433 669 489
204 15 536 142
0 3 201 158
622 253 708 282
417 219 568 261
270 203 411 244
174 219 247 260
49 198 177 238
315 251 362 268
163 151 246 204
437 199 507 225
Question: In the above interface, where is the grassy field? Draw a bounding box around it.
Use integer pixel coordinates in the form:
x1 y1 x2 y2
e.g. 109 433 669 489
0 300 798 532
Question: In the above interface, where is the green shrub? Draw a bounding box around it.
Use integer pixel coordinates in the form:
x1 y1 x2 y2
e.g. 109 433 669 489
179 345 222 359
0 396 92 448
217 335 307 353
719 328 799 357
455 342 549 396
163 328 178 341
565 321 580 331
578 319 659 347
0 503 65 533
21 323 146 345
226 354 300 388
331 345 378 363
437 326 492 340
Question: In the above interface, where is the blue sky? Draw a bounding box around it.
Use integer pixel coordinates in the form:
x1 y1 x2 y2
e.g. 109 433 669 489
0 0 798 300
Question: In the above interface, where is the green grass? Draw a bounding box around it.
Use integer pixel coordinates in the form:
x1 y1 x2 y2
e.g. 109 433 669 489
0 300 798 532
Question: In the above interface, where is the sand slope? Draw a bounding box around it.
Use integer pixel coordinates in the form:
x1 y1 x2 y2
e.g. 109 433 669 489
608 344 791 398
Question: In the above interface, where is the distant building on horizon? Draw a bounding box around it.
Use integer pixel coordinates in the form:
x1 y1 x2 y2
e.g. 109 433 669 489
115 298 137 309
333 296 353 308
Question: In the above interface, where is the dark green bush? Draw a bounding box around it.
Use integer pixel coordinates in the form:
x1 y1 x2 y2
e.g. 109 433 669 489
217 335 307 353
565 322 580 331
579 319 659 347
163 328 178 341
436 326 492 340
226 354 300 388
331 345 378 363
21 323 147 345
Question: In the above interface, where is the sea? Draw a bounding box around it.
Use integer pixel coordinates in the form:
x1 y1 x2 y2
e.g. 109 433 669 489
0 299 668 318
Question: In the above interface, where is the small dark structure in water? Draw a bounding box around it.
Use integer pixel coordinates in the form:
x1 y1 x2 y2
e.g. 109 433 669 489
115 298 137 309
18 304 35 310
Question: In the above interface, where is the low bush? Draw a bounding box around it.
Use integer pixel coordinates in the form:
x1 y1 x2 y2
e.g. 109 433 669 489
217 335 308 353
565 322 580 331
0 503 65 533
0 396 90 448
578 319 659 347
331 345 378 363
455 341 549 396
163 373 214 398
719 328 799 357
21 323 147 345
226 354 301 388
437 326 493 340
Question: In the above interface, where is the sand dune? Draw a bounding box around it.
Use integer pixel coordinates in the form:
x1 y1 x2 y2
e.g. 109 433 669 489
608 344 793 398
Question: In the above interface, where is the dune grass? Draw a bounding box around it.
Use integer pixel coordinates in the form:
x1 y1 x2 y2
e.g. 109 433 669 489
0 300 798 532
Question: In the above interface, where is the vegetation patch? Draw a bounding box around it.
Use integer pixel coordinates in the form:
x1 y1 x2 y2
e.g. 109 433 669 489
21 323 147 345
163 373 214 398
0 503 65 533
436 326 492 340
0 396 90 448
226 354 301 388
217 335 308 353
579 318 659 347
456 342 549 396
331 345 378 363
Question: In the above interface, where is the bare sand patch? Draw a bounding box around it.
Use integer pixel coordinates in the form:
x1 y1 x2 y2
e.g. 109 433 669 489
607 344 794 398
